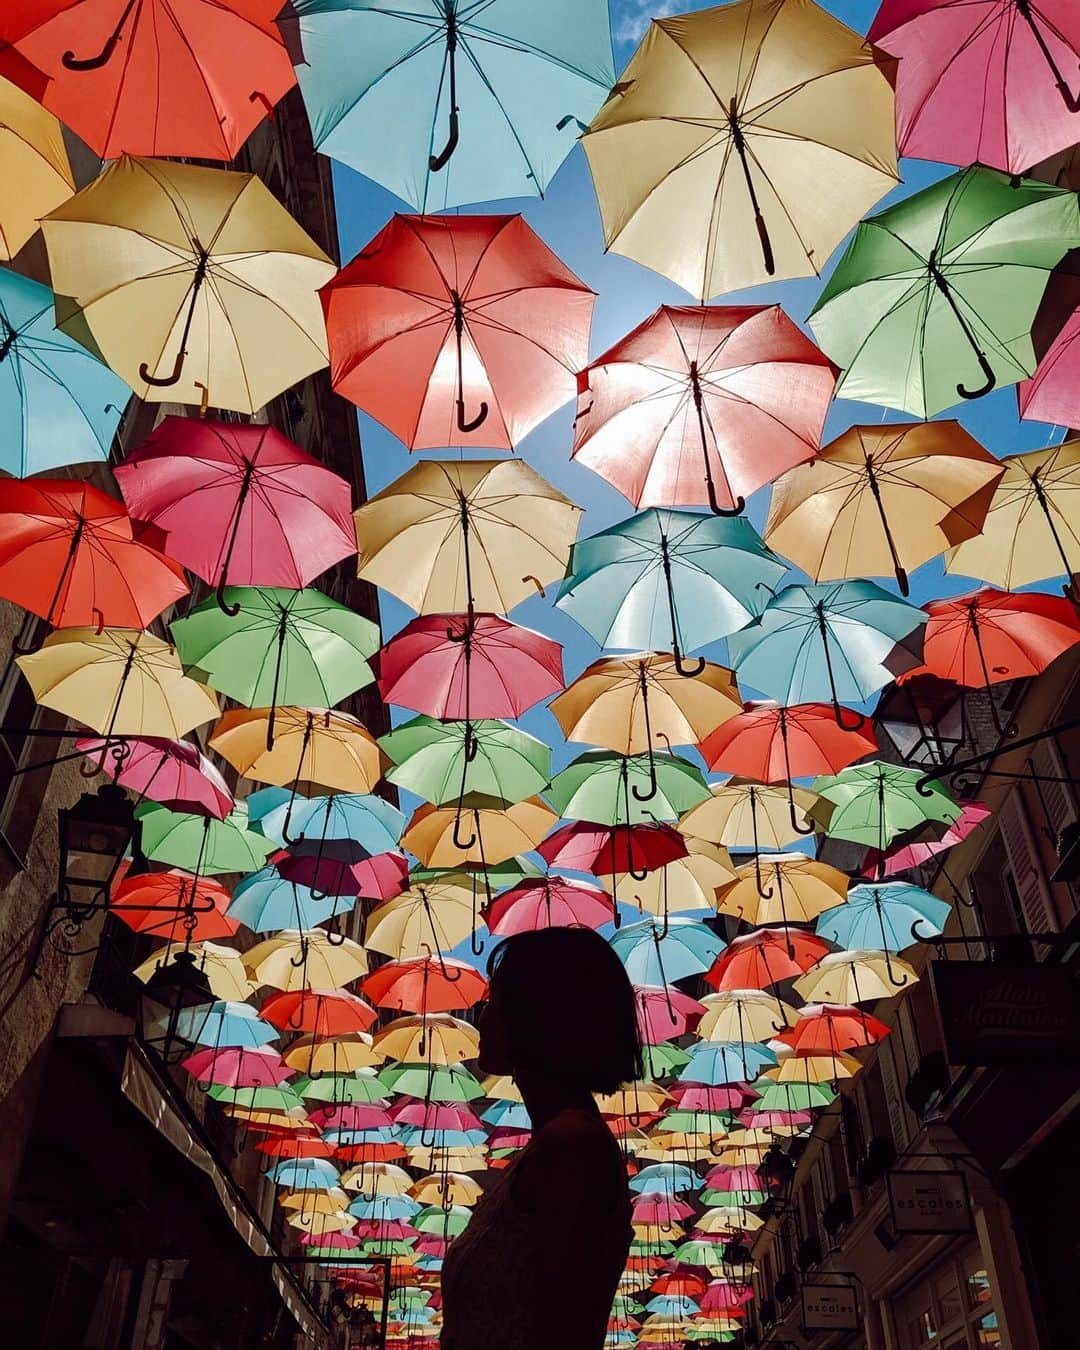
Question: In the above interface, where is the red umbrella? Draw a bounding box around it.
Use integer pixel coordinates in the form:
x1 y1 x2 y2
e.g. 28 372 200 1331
921 587 1080 688
700 1280 753 1312
77 735 234 819
652 1273 707 1298
705 929 832 992
334 1141 407 1165
0 478 188 633
255 1134 336 1160
572 305 835 513
323 213 594 450
114 418 355 612
377 612 564 720
9 0 295 160
360 955 488 1015
181 1045 291 1088
700 701 877 781
776 1003 890 1053
274 845 409 903
260 989 378 1037
537 821 688 879
869 0 1080 176
635 985 703 1044
484 875 614 936
110 868 237 942
862 800 992 877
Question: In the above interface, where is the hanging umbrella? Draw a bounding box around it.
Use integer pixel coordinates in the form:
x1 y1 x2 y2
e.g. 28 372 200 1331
716 855 848 929
809 166 1080 416
0 478 187 631
365 883 481 961
380 1063 484 1103
556 509 786 666
292 1072 387 1105
137 800 274 875
547 751 710 826
243 930 369 991
261 990 377 1037
705 930 831 992
680 1042 777 1087
538 820 688 881
1019 284 1080 423
485 876 614 936
572 304 835 514
401 797 557 869
0 268 129 476
765 1052 862 1087
700 702 877 791
77 736 234 820
869 0 1080 173
109 868 237 943
681 781 824 860
581 0 897 298
794 950 919 1003
18 630 218 739
863 801 991 878
41 156 335 412
609 917 725 987
361 954 487 1014
175 1000 277 1050
375 1015 478 1067
284 1039 383 1076
354 459 580 617
257 792 404 856
0 72 73 262
323 212 593 448
728 581 927 721
381 716 550 811
291 0 613 210
810 761 961 851
181 1045 291 1089
210 708 384 794
635 987 704 1044
225 865 356 934
133 939 253 1002
697 991 796 1043
776 1002 890 1053
817 882 951 954
765 423 1005 595
274 844 408 904
612 839 735 921
920 588 1080 689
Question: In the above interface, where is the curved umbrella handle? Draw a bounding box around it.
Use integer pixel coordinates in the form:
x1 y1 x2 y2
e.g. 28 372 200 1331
705 472 745 518
215 573 241 617
452 808 477 852
884 950 909 989
631 751 659 804
957 352 996 401
754 854 775 902
139 349 186 389
787 783 816 837
672 646 706 679
832 700 867 732
62 32 123 70
456 396 488 434
429 107 460 173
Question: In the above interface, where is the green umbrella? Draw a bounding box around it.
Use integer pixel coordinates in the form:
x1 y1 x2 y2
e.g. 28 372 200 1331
414 1204 471 1237
656 1111 733 1135
642 1044 691 1078
205 1084 306 1112
546 750 710 826
136 801 274 875
753 1081 834 1113
378 1064 485 1103
810 761 960 851
171 586 378 749
380 716 550 807
809 166 1080 417
293 1074 389 1105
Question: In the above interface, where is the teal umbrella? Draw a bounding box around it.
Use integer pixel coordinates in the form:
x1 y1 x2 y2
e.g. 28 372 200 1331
809 166 1080 417
557 509 786 672
378 1063 485 1102
257 791 405 853
817 881 951 952
293 1072 389 1105
292 0 615 211
0 267 130 475
226 864 358 934
136 801 275 875
546 750 710 826
609 916 725 985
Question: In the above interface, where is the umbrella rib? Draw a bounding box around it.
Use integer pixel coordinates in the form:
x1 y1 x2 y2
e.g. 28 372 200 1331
456 40 542 194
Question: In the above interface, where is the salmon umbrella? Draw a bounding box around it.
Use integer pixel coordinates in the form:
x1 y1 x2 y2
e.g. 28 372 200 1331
42 157 335 412
109 868 237 943
114 418 356 611
360 955 488 1015
484 876 614 936
0 72 73 260
323 213 593 449
10 1 296 159
76 735 234 819
921 588 1080 688
765 423 1005 595
776 1002 890 1053
260 990 378 1037
573 305 835 514
209 708 384 794
582 0 897 299
0 478 187 634
400 797 557 869
705 930 832 992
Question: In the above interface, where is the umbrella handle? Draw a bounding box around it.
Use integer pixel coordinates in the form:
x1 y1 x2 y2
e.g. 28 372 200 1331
957 352 996 401
705 472 745 518
139 349 186 389
831 700 867 732
632 748 659 807
430 108 460 173
215 573 241 617
62 28 125 70
672 646 706 679
456 397 488 434
787 784 816 838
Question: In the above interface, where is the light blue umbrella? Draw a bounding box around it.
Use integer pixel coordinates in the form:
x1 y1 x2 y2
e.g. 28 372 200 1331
268 1158 341 1189
291 0 615 211
817 882 951 952
728 580 926 712
557 509 786 663
679 1042 777 1086
480 1099 530 1129
347 1194 420 1221
398 1125 487 1149
646 1295 700 1318
175 1000 278 1049
628 1163 698 1196
609 916 725 986
226 864 358 933
0 267 130 476
322 1127 399 1146
257 791 405 853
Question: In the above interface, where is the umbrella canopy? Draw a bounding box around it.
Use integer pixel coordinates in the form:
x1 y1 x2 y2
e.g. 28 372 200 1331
381 717 550 808
700 702 877 784
42 156 335 411
794 949 919 1003
697 990 796 1042
817 883 951 953
360 955 487 1014
612 838 736 919
869 0 1080 174
547 751 710 826
284 1039 383 1075
110 869 237 943
680 781 823 852
133 940 254 1002
323 213 593 449
77 736 234 820
226 865 357 934
257 793 404 857
609 917 726 986
537 821 688 879
811 761 961 849
706 930 832 992
136 801 274 875
716 855 848 928
375 1016 479 1067
919 588 1080 687
260 990 378 1037
18 629 218 739
210 708 384 793
175 1000 277 1050
1019 299 1080 426
556 509 786 658
401 797 557 869
365 884 480 960
582 0 897 298
572 305 835 512
115 418 355 598
864 800 991 877
354 458 580 616
635 987 704 1044
765 422 1005 595
776 1002 890 1052
292 0 614 211
182 1045 291 1089
11 0 295 160
485 876 614 936
0 72 73 262
244 931 369 991
809 166 1080 417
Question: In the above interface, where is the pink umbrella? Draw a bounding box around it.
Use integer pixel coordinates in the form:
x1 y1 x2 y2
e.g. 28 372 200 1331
700 1281 754 1312
114 418 356 612
390 1102 482 1132
632 1195 695 1225
705 1165 761 1192
377 612 564 719
739 1108 815 1129
414 1237 449 1258
274 846 409 901
352 1220 418 1240
297 1231 362 1250
862 800 992 877
488 1128 531 1150
308 1103 395 1131
181 1046 292 1088
669 1084 759 1112
1019 293 1080 426
635 985 704 1044
77 736 234 819
484 875 614 936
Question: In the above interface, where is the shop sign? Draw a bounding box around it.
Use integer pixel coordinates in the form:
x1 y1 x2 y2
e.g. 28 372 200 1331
887 1169 973 1236
801 1282 859 1331
929 962 1080 1066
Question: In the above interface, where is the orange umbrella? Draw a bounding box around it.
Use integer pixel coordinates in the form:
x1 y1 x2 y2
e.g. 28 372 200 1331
109 868 237 943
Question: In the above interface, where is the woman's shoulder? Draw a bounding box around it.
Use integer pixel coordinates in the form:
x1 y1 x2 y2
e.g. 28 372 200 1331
525 1108 625 1179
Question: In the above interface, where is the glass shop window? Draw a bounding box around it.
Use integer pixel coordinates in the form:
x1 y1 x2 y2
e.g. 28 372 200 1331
894 1245 1001 1350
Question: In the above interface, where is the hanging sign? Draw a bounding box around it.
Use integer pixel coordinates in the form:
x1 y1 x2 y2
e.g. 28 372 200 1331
801 1282 859 1331
887 1169 973 1236
929 962 1080 1066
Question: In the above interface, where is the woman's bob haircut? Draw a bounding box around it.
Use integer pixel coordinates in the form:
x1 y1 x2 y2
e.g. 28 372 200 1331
485 926 643 1096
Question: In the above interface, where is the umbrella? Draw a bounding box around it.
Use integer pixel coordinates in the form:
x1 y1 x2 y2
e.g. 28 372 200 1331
175 1000 277 1050
699 702 877 792
811 761 961 851
765 422 1005 595
817 882 951 954
110 868 237 943
609 917 725 986
716 855 848 929
225 865 357 934
776 1002 890 1053
77 736 234 820
0 73 73 262
274 844 408 904
581 0 897 298
209 708 384 794
323 212 593 447
365 884 481 961
292 1071 387 1104
681 781 824 860
377 612 563 721
537 820 688 882
181 1045 291 1089
261 990 378 1037
869 0 1080 173
728 581 927 722
612 838 735 921
291 0 614 211
115 418 355 610
380 1063 484 1104
400 797 557 868
136 801 274 875
705 930 831 992
360 955 487 1014
18 630 218 739
1019 289 1080 423
11 0 295 160
680 1043 777 1088
42 156 335 412
697 990 795 1042
547 751 710 826
556 509 786 667
0 478 187 632
133 940 254 1002
864 800 991 877
257 792 404 856
920 588 1080 690
485 876 614 936
808 166 1080 416
794 950 919 1002
243 930 369 991
0 268 130 476
572 304 835 513
284 1040 383 1075
353 459 580 617
635 987 704 1044
374 1016 479 1067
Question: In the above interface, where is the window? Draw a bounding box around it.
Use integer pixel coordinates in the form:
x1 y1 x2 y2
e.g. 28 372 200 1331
893 1245 1001 1350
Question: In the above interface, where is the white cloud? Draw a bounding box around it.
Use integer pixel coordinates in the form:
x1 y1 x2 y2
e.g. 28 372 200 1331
612 0 682 46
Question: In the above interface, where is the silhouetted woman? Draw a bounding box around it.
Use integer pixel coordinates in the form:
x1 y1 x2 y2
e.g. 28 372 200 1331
441 926 641 1350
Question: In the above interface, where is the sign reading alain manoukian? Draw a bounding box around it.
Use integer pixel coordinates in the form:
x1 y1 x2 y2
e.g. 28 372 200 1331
801 1282 860 1332
888 1169 974 1236
929 961 1080 1066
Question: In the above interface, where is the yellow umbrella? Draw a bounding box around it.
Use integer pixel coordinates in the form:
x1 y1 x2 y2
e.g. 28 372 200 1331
280 1189 350 1214
635 1132 715 1163
42 155 334 413
715 853 848 927
353 459 581 614
209 707 384 792
697 990 797 1042
223 1108 308 1130
550 654 740 753
282 1036 383 1074
946 441 1080 590
794 948 919 1003
17 628 218 738
243 930 369 991
681 780 823 850
613 836 736 916
0 75 74 259
766 1052 862 1084
596 1082 671 1117
133 940 254 1002
365 883 480 961
285 1210 356 1235
581 0 897 299
401 796 557 868
765 423 1005 596
482 1074 522 1102
697 1208 764 1234
409 1173 484 1207
405 1147 488 1173
340 1162 414 1196
374 1015 480 1066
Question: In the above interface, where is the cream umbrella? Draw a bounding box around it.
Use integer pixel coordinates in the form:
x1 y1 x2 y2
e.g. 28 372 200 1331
697 990 797 1042
133 940 254 1002
793 949 919 1003
681 781 823 851
374 1015 480 1067
612 837 736 916
243 930 369 991
340 1163 414 1196
365 885 481 960
0 74 74 259
715 854 848 927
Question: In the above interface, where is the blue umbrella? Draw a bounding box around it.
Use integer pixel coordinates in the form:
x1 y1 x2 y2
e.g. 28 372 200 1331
258 791 405 853
628 1163 698 1196
646 1295 700 1318
175 1000 278 1049
397 1126 487 1149
678 1042 777 1086
268 1158 341 1189
0 268 130 476
292 0 615 211
480 1100 530 1129
609 916 725 986
226 863 358 933
347 1194 420 1221
816 882 951 953
322 1127 400 1146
